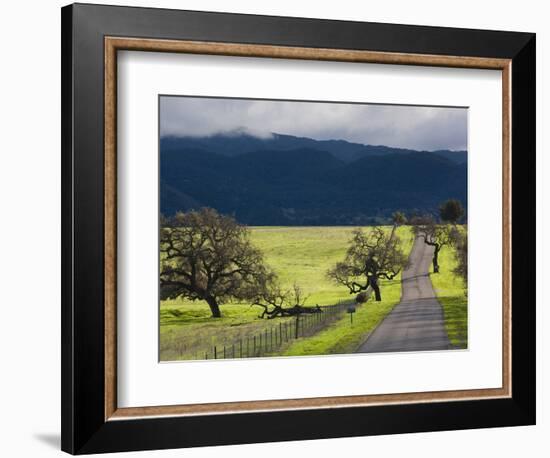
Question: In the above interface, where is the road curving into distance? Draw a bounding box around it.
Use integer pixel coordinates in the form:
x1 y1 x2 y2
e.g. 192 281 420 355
356 236 451 354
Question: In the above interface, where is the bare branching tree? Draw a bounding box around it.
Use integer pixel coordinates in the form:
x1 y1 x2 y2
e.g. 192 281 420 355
411 215 458 273
160 208 272 318
251 282 321 319
327 227 407 301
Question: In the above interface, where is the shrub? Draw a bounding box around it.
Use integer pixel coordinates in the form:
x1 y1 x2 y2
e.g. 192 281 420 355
356 292 369 304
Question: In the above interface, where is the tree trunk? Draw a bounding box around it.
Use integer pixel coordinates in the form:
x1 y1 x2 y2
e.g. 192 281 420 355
389 224 397 242
205 296 221 318
433 246 440 273
369 276 382 301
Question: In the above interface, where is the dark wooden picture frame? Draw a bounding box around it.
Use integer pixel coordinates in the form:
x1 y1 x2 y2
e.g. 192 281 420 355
61 3 536 454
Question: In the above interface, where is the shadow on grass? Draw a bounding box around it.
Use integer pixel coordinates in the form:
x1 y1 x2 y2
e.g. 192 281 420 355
160 306 258 327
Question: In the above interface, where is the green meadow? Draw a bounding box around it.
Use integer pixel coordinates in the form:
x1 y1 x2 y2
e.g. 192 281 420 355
160 226 414 361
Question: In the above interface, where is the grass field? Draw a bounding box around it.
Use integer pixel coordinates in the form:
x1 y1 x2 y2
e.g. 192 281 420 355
429 233 468 349
160 225 415 361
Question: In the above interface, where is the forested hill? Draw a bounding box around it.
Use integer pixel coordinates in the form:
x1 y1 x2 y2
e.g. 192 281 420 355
161 133 467 164
160 134 467 225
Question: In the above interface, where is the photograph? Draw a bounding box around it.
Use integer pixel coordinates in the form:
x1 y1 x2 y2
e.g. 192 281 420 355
158 96 469 361
51 2 537 454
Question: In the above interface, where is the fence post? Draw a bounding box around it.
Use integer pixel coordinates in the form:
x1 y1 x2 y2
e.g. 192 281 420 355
223 345 226 359
253 336 256 356
279 322 282 345
295 315 300 339
239 339 243 358
214 346 217 359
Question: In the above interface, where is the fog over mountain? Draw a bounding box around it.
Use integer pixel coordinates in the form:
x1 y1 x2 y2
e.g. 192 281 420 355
160 96 468 152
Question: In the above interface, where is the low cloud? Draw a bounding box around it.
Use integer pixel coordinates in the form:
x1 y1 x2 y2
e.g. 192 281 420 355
160 96 467 151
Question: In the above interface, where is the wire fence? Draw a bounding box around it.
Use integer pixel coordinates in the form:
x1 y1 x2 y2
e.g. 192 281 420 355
201 298 362 360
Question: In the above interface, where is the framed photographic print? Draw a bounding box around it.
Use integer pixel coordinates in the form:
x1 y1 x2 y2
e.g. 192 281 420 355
61 3 536 454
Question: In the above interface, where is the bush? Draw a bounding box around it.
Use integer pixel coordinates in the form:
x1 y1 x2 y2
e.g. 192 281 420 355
356 292 369 304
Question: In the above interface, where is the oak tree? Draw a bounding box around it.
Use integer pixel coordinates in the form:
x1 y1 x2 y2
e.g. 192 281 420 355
160 208 271 318
391 211 407 227
439 199 465 224
251 282 321 319
327 227 407 301
412 215 457 273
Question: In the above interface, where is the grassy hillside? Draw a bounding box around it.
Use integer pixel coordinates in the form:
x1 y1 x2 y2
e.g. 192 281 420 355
160 226 414 361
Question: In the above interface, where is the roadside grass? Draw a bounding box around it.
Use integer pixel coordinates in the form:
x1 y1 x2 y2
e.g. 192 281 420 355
160 226 415 361
279 227 413 356
429 232 468 349
279 278 402 356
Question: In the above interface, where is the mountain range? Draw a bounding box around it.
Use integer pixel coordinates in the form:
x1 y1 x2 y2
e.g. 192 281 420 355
160 133 467 225
161 132 467 164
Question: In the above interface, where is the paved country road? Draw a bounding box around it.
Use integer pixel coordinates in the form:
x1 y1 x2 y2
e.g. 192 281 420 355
356 236 451 353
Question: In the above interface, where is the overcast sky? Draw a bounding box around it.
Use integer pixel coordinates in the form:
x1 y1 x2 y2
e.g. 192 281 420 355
160 96 467 151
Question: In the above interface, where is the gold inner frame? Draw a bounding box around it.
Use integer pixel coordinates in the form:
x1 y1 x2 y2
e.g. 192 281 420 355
104 37 512 421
